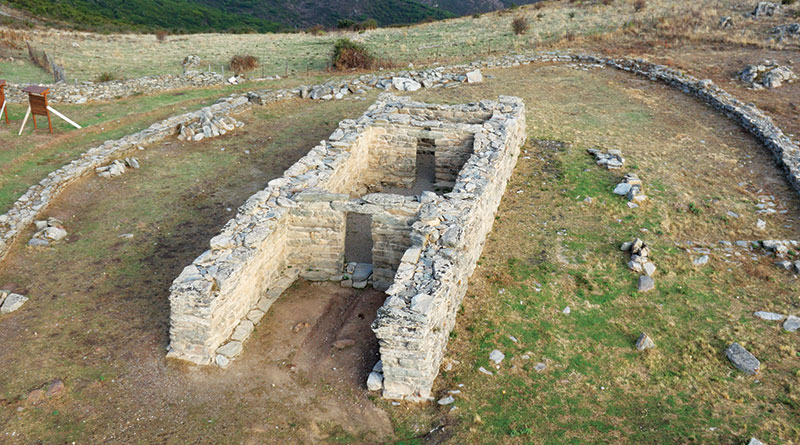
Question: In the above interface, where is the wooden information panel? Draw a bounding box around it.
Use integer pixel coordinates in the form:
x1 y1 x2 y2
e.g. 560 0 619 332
23 85 52 133
0 79 8 124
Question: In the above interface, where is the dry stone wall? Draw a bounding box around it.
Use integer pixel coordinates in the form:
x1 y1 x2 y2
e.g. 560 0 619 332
166 94 526 383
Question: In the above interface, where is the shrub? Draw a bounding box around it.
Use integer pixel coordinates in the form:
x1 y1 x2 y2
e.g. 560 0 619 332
307 24 326 35
782 0 796 4
337 19 357 29
155 30 169 42
634 0 647 12
95 71 118 82
472 13 481 19
331 38 374 70
512 16 529 35
602 0 613 5
229 54 259 74
361 18 378 30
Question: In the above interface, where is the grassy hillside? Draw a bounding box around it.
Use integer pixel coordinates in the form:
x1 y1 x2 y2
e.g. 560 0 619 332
0 0 452 32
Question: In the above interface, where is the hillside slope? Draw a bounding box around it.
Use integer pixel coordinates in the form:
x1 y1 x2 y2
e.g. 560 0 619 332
418 0 541 16
0 0 453 31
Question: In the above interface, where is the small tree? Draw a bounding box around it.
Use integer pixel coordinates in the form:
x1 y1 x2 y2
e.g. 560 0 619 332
155 30 169 42
512 16 529 35
361 18 378 30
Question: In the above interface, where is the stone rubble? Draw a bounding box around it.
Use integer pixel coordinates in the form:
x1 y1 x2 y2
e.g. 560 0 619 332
739 61 797 89
95 157 140 178
751 2 779 18
725 342 760 375
784 315 800 332
613 173 647 203
587 148 625 169
178 112 244 142
28 217 67 247
771 23 800 42
0 291 28 314
621 238 656 277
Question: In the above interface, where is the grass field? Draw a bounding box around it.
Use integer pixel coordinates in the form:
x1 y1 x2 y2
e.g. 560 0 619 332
1 62 798 442
0 0 781 83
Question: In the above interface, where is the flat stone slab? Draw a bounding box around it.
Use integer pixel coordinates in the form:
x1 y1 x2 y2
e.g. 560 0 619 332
725 343 760 374
352 263 373 282
216 341 243 358
754 311 785 321
784 315 800 332
489 349 505 365
367 372 383 391
0 293 28 314
638 275 655 292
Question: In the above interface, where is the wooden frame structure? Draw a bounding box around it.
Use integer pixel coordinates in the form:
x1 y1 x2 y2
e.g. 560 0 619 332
0 79 8 125
18 85 81 135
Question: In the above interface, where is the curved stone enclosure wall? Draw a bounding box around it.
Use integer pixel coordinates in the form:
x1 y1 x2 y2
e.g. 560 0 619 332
166 94 527 394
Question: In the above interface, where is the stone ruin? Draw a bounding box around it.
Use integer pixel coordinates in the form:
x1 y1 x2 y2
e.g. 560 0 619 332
167 93 526 401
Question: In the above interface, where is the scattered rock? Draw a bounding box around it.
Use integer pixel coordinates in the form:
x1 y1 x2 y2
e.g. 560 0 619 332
29 218 67 246
465 69 483 83
638 275 655 292
437 395 455 405
534 362 546 372
783 315 800 332
26 389 45 405
725 343 760 375
754 311 785 321
771 23 800 42
613 173 646 203
489 349 505 365
587 148 625 169
230 320 254 342
635 333 656 351
45 379 65 398
0 293 28 314
562 306 571 315
752 2 779 18
748 438 765 445
367 372 384 391
392 77 422 92
292 322 310 333
719 16 733 29
478 366 494 376
693 255 709 266
739 61 797 89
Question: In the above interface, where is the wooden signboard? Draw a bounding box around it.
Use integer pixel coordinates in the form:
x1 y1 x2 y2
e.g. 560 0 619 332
0 79 8 125
18 85 81 135
23 85 52 133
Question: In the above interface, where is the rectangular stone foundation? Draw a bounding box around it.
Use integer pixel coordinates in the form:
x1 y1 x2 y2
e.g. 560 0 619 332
167 93 526 401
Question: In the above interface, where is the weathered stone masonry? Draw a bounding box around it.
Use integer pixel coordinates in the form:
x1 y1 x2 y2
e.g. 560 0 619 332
167 94 526 403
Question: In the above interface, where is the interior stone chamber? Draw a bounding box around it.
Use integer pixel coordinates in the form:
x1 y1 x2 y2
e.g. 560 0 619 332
167 93 526 401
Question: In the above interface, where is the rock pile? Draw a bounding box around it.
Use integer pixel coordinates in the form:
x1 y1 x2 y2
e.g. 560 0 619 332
0 291 28 314
739 61 797 89
96 157 140 178
182 55 201 69
28 218 67 247
342 262 373 289
719 16 734 29
621 238 656 292
771 23 800 42
178 111 244 142
754 311 800 332
587 148 624 169
752 2 779 18
613 173 647 205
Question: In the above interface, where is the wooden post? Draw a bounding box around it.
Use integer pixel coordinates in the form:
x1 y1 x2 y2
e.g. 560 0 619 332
0 79 8 125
